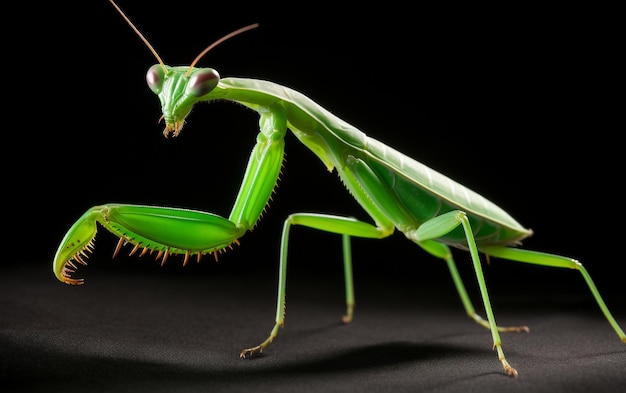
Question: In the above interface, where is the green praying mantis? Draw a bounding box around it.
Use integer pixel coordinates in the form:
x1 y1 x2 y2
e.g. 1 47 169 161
53 0 625 377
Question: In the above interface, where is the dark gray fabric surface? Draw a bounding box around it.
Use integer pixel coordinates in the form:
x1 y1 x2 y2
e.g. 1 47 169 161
2 263 624 393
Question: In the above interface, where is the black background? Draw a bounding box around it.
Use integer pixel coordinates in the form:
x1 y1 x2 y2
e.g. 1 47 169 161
4 1 624 391
13 0 623 288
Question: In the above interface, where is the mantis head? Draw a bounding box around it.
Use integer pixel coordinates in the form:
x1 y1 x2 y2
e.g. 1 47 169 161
145 64 221 138
109 0 257 137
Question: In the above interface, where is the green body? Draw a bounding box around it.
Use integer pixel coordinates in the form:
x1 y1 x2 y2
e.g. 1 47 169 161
53 5 625 377
219 77 530 247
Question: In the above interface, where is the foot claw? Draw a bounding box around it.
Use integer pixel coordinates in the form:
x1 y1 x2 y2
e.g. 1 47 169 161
503 360 519 377
240 347 262 359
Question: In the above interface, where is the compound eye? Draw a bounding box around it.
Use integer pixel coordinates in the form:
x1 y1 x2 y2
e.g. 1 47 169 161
146 64 165 94
187 68 220 97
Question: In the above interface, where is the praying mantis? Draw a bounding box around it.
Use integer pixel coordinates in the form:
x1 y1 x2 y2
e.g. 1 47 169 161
52 0 625 377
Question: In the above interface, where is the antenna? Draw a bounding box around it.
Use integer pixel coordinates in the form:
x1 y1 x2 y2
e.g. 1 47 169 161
108 0 167 73
187 23 259 77
109 1 259 77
